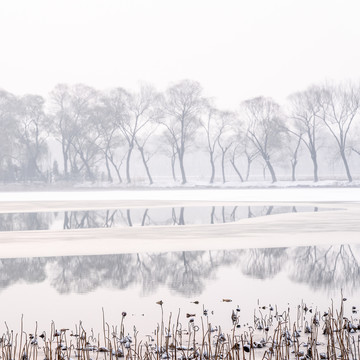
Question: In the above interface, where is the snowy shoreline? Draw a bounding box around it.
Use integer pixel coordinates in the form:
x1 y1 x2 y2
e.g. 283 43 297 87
0 188 358 259
1 179 360 193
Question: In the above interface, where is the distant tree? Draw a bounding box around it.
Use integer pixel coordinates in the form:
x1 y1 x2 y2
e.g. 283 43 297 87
105 85 159 184
49 84 99 180
159 80 203 184
287 87 324 182
242 97 284 183
134 131 157 185
317 82 360 182
159 131 178 182
285 132 303 181
93 104 125 183
229 144 244 182
52 160 60 180
244 140 259 181
200 104 234 183
0 90 19 182
291 135 302 181
130 86 161 185
17 94 49 181
216 112 237 183
228 123 248 182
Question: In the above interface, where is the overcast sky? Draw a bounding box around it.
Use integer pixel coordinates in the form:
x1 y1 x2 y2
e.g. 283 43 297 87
1 0 360 109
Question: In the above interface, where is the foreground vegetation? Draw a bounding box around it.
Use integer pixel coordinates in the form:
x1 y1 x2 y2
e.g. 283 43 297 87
1 297 359 360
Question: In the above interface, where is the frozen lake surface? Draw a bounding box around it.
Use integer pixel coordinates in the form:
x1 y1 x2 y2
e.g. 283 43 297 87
0 205 331 231
0 188 359 338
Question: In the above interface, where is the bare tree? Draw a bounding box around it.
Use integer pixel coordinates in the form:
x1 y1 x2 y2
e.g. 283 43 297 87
245 143 259 181
228 126 249 182
285 132 303 181
216 112 236 183
229 144 244 182
242 97 284 183
159 80 203 184
101 88 132 182
0 90 20 182
93 105 125 183
129 85 160 184
159 131 178 182
317 82 360 182
134 131 157 185
49 84 99 180
105 85 159 183
287 87 323 182
200 104 233 183
18 95 49 181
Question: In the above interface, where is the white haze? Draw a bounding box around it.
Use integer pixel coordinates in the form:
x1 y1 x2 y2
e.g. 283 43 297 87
1 0 360 108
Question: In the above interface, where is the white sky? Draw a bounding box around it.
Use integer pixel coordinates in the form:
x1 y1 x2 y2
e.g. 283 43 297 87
1 0 360 109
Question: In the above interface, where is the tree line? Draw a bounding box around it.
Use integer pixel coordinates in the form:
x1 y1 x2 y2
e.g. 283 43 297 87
1 79 360 185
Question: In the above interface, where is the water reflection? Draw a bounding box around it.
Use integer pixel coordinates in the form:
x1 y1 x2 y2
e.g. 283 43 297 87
241 248 288 279
0 205 331 231
289 245 360 291
0 245 359 296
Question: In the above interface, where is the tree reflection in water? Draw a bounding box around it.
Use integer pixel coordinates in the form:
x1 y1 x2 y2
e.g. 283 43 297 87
0 245 358 296
240 248 288 279
0 206 331 231
289 245 360 291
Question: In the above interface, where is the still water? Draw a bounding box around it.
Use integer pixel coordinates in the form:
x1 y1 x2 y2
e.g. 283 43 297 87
0 245 357 337
0 205 328 231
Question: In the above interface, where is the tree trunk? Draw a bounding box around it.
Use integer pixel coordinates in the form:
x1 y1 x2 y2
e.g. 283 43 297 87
179 207 185 225
171 154 177 182
108 157 122 183
210 206 215 224
126 209 133 227
62 142 68 176
311 152 319 182
138 146 153 185
230 159 244 182
171 208 177 224
178 151 187 184
230 206 238 221
246 158 252 181
105 154 113 183
291 159 297 182
265 160 277 183
209 152 215 184
221 151 226 183
340 149 352 182
291 136 301 182
63 211 70 229
141 209 149 226
126 144 134 184
78 151 94 181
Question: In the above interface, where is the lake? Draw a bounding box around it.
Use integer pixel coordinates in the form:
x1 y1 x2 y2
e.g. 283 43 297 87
0 188 359 341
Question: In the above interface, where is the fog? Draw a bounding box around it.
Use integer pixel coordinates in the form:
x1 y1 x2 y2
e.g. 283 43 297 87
0 0 359 346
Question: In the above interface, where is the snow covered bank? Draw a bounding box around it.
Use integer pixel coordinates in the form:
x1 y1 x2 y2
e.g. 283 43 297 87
1 187 360 203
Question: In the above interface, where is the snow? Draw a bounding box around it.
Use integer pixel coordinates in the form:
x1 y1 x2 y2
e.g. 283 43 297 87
0 187 360 203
